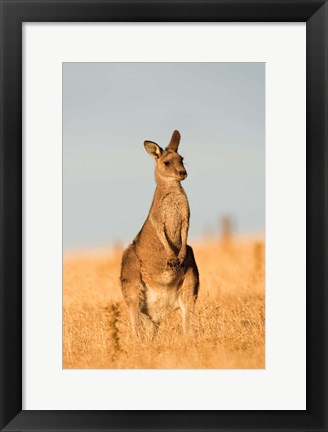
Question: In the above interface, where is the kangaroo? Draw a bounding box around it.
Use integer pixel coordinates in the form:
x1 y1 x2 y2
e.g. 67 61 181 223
120 130 199 337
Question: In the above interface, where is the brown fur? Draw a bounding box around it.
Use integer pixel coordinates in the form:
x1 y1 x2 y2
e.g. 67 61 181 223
120 130 199 336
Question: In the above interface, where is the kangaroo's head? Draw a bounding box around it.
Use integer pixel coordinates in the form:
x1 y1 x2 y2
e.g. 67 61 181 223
144 130 187 183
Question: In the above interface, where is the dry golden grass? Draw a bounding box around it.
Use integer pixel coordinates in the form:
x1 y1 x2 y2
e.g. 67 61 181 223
63 237 265 369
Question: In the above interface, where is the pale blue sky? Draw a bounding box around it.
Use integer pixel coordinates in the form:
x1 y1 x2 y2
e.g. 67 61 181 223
63 63 265 250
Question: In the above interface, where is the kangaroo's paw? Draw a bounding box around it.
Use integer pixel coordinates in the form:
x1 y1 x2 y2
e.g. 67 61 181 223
167 258 182 271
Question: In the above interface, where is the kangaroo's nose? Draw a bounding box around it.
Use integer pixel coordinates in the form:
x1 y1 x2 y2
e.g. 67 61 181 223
179 170 187 176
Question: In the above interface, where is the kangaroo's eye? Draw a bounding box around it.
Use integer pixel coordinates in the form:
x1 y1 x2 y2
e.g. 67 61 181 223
164 161 171 167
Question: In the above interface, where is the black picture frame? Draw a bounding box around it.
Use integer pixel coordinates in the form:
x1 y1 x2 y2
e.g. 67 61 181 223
0 1 327 431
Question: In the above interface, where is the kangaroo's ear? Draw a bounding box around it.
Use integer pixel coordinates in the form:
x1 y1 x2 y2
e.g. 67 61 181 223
144 141 163 159
166 130 181 152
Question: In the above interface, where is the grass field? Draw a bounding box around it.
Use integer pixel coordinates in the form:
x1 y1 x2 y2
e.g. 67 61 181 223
63 237 265 369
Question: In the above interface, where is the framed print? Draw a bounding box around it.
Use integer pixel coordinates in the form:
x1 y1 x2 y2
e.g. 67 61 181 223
0 0 327 431
23 22 307 412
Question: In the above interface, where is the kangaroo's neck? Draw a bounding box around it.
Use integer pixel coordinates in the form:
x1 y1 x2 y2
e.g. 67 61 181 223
155 174 183 194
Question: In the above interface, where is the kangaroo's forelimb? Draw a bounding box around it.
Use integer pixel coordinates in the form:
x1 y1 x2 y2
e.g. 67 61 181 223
178 218 188 264
149 214 181 270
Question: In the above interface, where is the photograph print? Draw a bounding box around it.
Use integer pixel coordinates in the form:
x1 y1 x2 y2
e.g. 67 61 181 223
63 62 265 369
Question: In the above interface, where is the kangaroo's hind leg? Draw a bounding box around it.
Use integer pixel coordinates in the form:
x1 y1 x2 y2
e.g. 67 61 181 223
178 245 199 335
120 244 144 337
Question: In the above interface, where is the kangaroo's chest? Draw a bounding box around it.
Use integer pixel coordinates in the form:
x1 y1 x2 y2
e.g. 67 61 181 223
162 192 189 243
